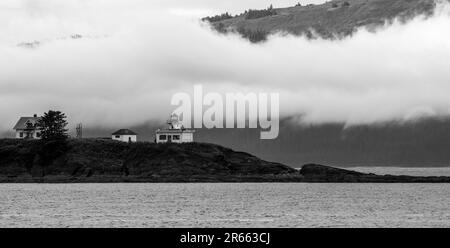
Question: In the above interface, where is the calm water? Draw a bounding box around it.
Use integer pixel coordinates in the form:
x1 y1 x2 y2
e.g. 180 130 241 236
1 183 449 227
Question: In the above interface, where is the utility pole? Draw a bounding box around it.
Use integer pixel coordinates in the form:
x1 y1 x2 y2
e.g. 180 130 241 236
76 123 83 139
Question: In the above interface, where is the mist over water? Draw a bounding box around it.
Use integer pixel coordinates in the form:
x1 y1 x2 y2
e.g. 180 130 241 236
1 1 450 133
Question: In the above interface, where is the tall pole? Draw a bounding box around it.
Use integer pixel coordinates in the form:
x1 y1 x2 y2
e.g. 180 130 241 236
76 123 83 139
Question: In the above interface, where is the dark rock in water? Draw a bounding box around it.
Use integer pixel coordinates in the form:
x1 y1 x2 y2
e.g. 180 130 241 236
300 164 366 177
299 164 450 183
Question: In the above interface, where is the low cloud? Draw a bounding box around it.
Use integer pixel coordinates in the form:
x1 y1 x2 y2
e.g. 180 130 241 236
1 0 450 133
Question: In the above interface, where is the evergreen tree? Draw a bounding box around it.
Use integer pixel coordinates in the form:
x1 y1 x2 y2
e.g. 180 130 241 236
37 110 68 140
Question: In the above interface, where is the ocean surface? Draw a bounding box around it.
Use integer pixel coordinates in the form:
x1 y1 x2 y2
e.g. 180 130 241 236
1 180 449 227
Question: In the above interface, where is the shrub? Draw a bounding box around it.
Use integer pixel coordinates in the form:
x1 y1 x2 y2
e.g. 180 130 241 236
237 28 269 43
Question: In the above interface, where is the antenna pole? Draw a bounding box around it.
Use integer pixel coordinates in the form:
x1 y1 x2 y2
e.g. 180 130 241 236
76 123 83 139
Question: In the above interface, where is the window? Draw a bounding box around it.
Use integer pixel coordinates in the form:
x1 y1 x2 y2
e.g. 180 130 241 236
173 135 180 140
159 135 167 140
36 132 41 138
115 135 120 138
19 132 23 138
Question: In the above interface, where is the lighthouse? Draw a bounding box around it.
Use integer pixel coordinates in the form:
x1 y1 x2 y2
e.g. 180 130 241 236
155 114 195 143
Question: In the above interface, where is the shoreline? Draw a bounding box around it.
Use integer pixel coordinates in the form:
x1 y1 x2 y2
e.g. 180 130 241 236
2 166 450 183
2 139 450 183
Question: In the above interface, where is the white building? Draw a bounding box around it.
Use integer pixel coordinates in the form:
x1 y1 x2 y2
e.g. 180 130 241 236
13 114 42 139
112 129 138 142
155 114 195 143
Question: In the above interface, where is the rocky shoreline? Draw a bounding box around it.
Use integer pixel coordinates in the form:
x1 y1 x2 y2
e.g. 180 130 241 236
1 164 450 183
0 139 449 183
298 164 450 183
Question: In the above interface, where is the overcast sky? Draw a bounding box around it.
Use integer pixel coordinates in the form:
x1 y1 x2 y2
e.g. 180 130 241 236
1 0 450 133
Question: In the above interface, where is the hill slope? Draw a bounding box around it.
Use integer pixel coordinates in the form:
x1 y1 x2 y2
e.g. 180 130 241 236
204 0 437 42
1 139 450 182
0 139 296 182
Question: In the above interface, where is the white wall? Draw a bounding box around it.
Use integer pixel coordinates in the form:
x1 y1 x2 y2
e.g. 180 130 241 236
156 132 194 143
181 133 193 142
156 132 179 143
15 130 41 139
112 135 137 142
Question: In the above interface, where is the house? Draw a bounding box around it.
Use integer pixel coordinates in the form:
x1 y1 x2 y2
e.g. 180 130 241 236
13 114 42 139
155 114 195 143
112 129 138 142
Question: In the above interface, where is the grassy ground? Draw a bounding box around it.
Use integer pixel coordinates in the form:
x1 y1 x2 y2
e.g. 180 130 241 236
206 0 437 42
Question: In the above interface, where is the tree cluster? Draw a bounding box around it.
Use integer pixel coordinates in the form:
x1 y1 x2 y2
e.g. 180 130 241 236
237 28 269 43
202 12 234 22
244 5 277 20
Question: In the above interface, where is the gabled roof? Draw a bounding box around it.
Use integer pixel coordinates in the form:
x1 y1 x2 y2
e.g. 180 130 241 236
112 129 137 135
13 117 41 130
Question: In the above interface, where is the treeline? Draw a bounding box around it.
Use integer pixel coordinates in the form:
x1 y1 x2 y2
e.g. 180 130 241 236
203 1 352 24
202 12 234 23
202 4 277 23
332 1 351 8
244 5 277 20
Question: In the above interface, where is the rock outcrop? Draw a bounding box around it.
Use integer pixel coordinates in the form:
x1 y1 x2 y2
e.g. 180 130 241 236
1 139 450 183
300 164 450 182
0 139 297 182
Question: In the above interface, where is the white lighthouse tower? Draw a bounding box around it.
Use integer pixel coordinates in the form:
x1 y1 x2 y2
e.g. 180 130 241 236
155 114 195 143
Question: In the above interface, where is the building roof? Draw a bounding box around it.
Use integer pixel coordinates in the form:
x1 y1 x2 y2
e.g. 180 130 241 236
156 129 195 134
112 129 138 135
13 117 41 130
